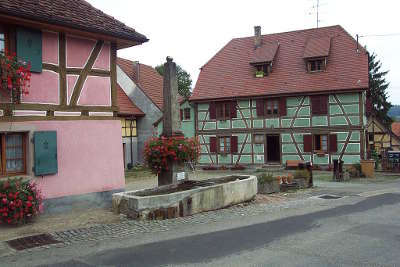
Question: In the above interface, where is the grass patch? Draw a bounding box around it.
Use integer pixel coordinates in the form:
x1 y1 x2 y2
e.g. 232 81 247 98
125 166 156 181
313 171 333 182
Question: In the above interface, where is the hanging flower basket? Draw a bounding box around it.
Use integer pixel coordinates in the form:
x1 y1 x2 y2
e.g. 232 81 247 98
0 178 43 225
144 136 200 174
0 50 31 104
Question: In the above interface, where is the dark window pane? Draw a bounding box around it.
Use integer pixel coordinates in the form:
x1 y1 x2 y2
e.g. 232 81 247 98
0 33 4 53
184 108 191 120
314 135 321 150
5 134 24 172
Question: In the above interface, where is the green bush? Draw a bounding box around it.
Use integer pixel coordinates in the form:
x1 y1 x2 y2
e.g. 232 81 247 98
257 173 274 184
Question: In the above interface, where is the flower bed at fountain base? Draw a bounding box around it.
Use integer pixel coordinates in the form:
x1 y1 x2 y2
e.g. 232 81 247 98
112 175 257 220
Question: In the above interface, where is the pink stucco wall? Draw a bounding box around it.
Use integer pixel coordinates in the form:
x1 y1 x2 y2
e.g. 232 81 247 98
66 35 96 68
93 42 110 71
77 76 111 106
42 31 59 64
21 70 59 104
22 120 125 199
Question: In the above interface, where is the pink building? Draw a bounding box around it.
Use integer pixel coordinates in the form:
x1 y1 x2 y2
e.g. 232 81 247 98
0 0 148 212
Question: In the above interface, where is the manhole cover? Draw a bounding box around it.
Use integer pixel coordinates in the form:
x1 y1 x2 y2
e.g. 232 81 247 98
6 233 62 251
317 194 343 200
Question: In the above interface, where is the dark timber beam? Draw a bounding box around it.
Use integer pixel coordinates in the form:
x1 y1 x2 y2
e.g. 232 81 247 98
69 40 104 106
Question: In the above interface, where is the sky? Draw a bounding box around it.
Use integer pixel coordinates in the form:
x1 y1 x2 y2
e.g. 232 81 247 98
87 0 400 104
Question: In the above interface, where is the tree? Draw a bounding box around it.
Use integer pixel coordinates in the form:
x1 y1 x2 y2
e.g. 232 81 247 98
368 52 392 127
155 63 192 98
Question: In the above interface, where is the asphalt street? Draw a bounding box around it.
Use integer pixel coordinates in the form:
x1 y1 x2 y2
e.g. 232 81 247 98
2 180 400 267
51 193 400 267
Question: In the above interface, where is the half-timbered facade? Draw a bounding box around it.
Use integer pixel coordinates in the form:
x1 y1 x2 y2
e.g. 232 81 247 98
191 25 369 167
0 0 147 208
366 117 400 157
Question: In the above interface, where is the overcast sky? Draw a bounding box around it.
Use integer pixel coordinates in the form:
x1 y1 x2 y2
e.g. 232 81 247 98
88 0 400 104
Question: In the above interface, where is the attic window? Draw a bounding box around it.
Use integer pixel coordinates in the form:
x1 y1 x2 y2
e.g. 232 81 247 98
307 58 326 72
254 64 270 78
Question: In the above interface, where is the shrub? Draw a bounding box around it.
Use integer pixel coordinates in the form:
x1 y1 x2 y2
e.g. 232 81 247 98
257 173 274 184
347 163 364 178
0 178 42 225
144 136 200 174
293 169 310 181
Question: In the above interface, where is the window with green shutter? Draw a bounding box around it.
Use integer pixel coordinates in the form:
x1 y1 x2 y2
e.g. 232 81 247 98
17 27 42 73
34 131 58 176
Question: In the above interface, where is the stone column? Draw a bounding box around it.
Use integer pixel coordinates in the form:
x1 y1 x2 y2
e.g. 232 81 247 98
158 57 183 186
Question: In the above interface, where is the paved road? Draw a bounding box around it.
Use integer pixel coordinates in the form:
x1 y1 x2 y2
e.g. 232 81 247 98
49 193 400 267
2 179 400 267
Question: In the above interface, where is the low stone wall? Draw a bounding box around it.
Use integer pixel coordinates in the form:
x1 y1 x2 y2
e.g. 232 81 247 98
257 181 280 194
112 175 257 220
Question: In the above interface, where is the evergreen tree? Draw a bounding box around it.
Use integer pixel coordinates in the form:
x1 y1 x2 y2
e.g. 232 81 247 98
155 63 192 98
368 52 392 127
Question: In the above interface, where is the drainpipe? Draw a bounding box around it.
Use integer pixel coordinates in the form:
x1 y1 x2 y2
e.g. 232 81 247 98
130 116 134 167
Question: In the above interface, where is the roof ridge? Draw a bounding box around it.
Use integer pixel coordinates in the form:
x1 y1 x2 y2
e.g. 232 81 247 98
236 25 342 41
116 58 163 111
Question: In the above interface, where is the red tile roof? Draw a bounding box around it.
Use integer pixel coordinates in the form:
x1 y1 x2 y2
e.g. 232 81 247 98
251 41 279 64
0 0 147 45
392 122 400 137
117 84 144 116
191 25 368 101
303 36 331 58
117 58 163 110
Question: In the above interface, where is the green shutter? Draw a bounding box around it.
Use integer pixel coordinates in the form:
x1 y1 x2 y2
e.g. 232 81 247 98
17 27 42 73
34 131 58 176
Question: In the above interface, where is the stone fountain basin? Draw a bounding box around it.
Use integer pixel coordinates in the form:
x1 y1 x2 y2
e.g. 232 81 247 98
112 175 257 220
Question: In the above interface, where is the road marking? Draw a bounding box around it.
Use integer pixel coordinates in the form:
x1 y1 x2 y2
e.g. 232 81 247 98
358 188 400 197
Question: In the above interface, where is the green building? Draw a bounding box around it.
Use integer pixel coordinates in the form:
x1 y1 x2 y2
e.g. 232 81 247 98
155 99 195 138
189 25 369 167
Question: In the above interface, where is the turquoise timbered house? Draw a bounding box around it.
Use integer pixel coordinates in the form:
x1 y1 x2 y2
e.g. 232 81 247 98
190 25 369 167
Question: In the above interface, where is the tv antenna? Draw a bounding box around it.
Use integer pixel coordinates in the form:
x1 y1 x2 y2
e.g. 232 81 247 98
308 0 324 28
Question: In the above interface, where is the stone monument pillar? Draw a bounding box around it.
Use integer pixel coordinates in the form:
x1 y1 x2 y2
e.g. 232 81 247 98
158 57 183 186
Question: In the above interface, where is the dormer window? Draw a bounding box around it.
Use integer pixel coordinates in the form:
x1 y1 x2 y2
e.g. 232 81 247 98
307 58 326 72
303 36 331 74
250 40 279 78
255 64 270 78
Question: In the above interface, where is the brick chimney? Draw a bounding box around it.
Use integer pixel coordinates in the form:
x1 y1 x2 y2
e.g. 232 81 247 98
133 61 140 84
254 26 262 48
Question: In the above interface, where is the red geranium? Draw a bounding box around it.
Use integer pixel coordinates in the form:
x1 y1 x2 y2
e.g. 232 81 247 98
0 178 43 225
144 136 200 174
0 49 31 103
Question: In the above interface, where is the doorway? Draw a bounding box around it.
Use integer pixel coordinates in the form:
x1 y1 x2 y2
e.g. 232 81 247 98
265 134 280 163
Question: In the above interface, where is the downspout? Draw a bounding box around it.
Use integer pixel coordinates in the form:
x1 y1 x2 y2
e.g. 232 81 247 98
130 116 134 167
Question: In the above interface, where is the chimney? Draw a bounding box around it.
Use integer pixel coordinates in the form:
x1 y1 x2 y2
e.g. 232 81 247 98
254 26 262 48
133 61 140 84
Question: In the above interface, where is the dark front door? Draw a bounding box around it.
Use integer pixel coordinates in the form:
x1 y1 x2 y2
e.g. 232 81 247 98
265 135 280 163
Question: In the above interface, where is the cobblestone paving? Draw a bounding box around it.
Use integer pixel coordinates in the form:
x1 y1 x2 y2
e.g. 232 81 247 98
2 191 359 256
0 186 362 256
